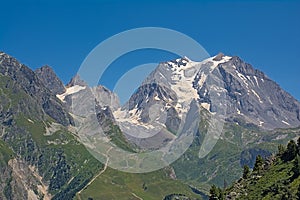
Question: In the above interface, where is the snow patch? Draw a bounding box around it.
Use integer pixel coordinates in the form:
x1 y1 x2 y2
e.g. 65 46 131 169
154 95 160 101
198 72 207 87
259 121 264 126
236 70 249 87
251 89 263 103
253 76 259 86
113 108 126 119
204 55 232 72
166 55 232 115
201 103 210 111
56 85 86 102
113 108 155 131
168 60 201 111
247 76 255 86
267 97 273 105
282 120 290 126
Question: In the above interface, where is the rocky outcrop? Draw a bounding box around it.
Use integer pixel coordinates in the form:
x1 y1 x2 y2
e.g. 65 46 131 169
35 65 66 95
0 52 73 126
0 158 51 200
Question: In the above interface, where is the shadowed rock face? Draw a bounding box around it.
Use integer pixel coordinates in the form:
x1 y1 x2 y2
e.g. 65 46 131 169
214 56 300 129
0 52 73 126
35 65 66 95
213 52 225 61
66 74 88 88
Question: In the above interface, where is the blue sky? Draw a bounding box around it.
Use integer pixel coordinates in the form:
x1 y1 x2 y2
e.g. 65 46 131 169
1 0 299 102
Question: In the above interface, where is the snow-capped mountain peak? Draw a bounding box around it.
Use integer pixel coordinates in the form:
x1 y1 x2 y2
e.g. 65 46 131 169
119 54 300 130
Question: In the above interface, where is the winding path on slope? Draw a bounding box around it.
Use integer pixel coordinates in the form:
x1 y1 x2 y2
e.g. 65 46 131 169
131 192 143 200
76 147 113 200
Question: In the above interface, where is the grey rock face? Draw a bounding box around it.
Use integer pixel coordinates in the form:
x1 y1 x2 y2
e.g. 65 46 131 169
165 107 181 134
63 75 120 113
126 83 178 124
92 85 120 111
0 52 73 126
213 52 225 61
197 56 300 129
95 103 116 133
66 74 88 87
35 65 66 95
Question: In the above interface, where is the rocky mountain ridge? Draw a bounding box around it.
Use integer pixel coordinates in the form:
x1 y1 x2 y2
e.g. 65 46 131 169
0 52 73 126
1 51 300 199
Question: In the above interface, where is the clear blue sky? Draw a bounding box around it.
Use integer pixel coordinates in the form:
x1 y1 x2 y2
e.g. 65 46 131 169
1 0 299 101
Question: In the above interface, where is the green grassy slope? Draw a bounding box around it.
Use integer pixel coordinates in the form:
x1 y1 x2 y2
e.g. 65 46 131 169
236 160 300 199
77 167 202 200
0 139 14 167
225 139 300 200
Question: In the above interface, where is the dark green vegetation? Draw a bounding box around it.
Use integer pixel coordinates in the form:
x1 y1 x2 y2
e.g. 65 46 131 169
211 138 300 200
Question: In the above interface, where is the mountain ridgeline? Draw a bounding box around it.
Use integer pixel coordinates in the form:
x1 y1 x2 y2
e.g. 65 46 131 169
0 51 299 199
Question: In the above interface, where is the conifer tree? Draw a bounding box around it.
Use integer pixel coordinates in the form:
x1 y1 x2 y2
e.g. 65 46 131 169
283 140 297 162
296 184 300 200
278 144 286 156
209 185 219 200
297 137 300 155
243 165 250 179
218 187 224 200
292 155 300 179
253 155 264 174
